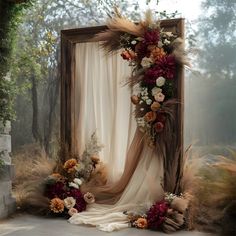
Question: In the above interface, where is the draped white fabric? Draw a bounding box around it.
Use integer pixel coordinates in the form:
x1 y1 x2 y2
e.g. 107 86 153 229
70 42 164 231
74 42 135 182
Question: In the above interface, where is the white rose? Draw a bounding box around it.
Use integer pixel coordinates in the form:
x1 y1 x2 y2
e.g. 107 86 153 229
141 57 153 68
152 87 162 96
69 182 79 189
64 197 76 209
73 178 83 186
156 77 166 87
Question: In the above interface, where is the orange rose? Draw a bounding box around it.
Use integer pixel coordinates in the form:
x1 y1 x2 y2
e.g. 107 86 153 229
135 218 148 229
63 158 78 173
50 198 64 213
130 95 139 105
144 111 157 122
151 102 161 111
150 47 166 62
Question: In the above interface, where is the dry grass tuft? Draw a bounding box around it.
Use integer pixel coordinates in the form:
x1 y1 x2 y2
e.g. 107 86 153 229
12 143 56 214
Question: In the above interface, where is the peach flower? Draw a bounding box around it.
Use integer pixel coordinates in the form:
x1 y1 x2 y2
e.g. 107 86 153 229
150 47 166 62
63 158 78 173
144 111 157 122
50 198 64 213
154 92 165 102
131 95 139 105
135 218 148 229
68 207 78 216
151 102 161 111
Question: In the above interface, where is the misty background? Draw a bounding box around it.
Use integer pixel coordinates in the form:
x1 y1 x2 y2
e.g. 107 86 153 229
10 0 236 159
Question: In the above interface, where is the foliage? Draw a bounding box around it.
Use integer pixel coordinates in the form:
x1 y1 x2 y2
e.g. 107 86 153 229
0 0 33 124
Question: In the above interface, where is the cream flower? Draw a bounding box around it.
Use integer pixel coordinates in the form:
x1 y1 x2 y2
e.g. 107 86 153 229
141 57 153 68
151 87 162 96
154 92 165 102
68 207 78 216
69 182 79 189
156 77 166 87
146 99 152 105
164 39 170 45
73 178 83 186
64 197 76 209
84 192 95 204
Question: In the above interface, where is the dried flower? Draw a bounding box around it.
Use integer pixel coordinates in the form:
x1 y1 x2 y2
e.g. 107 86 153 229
84 192 95 204
131 95 139 105
156 76 166 87
144 111 157 122
68 207 78 216
63 159 78 173
48 173 65 183
154 92 165 102
50 198 64 213
134 218 148 229
151 102 161 111
154 122 164 133
64 197 76 209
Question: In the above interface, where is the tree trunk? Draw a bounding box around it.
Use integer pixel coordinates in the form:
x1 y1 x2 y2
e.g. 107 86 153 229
31 74 41 143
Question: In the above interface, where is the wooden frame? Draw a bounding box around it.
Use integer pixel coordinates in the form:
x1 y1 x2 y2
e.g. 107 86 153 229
61 19 184 166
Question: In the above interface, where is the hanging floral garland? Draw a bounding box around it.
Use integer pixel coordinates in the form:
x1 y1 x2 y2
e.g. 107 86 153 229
96 10 187 146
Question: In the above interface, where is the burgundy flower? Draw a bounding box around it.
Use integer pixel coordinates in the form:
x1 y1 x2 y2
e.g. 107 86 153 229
143 66 159 84
143 55 176 85
155 55 176 80
144 30 160 45
135 42 148 60
68 189 87 212
45 182 66 199
146 200 169 230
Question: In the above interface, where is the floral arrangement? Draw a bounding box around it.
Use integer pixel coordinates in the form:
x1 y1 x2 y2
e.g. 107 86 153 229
43 133 103 216
97 10 187 145
126 193 188 233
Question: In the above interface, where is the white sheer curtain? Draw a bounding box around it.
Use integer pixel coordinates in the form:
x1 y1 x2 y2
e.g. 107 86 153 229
75 42 135 183
70 42 164 232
